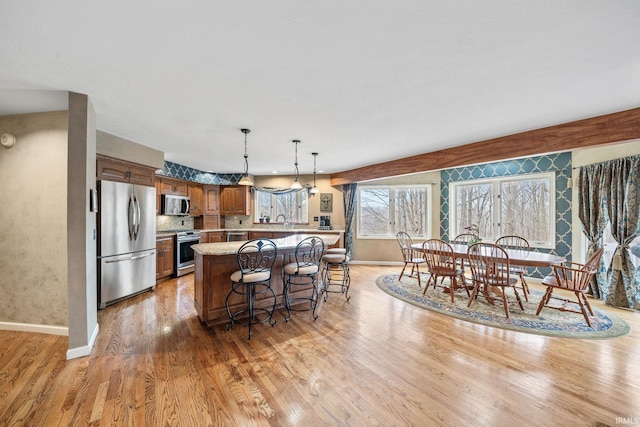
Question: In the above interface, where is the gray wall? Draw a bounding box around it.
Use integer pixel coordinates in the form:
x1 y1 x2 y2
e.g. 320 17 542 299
67 92 98 353
97 130 164 169
0 111 69 328
0 93 99 359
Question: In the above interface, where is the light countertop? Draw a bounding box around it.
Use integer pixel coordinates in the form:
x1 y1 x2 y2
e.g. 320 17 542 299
157 228 344 237
193 233 341 256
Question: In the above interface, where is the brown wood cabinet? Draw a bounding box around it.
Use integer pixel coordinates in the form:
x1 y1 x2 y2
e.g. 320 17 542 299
160 177 188 196
155 178 162 215
195 185 223 229
203 185 220 215
188 183 204 216
97 155 156 187
220 185 251 216
203 231 225 243
156 236 175 281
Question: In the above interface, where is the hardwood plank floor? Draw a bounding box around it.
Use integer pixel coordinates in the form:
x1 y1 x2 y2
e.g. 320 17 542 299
1 265 639 426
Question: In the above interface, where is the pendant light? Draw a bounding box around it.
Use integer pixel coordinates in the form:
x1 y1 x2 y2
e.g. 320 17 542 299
310 152 320 194
238 128 253 186
290 139 302 189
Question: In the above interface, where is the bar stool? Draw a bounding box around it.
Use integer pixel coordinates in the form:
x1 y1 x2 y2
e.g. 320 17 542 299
225 239 278 339
283 236 325 321
320 252 351 302
325 248 346 254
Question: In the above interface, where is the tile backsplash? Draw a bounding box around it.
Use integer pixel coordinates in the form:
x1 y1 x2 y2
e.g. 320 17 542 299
156 215 194 232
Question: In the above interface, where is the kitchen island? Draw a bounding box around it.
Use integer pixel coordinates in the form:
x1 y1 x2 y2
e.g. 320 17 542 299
192 233 341 325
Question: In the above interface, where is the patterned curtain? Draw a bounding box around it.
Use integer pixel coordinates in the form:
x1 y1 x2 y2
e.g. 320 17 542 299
577 164 608 298
342 183 358 259
601 155 640 309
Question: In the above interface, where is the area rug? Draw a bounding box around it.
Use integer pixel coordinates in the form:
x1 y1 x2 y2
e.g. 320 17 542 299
376 274 630 339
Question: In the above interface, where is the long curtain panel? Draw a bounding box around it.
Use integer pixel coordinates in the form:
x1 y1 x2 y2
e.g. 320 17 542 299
577 164 608 298
602 156 640 309
579 155 640 309
342 183 357 259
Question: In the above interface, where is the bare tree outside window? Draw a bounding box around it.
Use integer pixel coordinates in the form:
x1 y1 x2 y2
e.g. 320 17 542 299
395 188 425 235
501 178 550 243
359 188 390 236
254 190 308 222
451 172 555 248
358 186 428 238
455 183 493 238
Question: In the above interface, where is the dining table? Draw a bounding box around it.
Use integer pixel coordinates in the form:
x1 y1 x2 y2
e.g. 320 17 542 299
411 241 566 305
411 242 566 268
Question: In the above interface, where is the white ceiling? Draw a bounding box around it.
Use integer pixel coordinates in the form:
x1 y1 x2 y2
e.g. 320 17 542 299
1 1 639 175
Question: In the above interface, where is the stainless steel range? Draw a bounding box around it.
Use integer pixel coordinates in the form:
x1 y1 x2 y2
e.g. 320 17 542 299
176 230 201 276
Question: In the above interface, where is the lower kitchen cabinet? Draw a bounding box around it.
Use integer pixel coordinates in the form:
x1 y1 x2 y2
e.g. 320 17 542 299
156 236 175 281
201 231 225 243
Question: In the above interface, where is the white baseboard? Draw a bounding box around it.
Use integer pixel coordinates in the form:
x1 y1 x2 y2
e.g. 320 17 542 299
66 323 99 360
349 260 403 266
0 321 68 336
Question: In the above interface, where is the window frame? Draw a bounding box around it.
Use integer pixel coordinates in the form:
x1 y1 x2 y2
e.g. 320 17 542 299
356 184 430 240
253 189 309 224
449 171 556 249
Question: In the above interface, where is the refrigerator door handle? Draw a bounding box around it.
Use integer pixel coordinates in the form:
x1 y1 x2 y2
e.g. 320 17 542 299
128 193 135 240
103 250 155 264
104 254 134 264
130 250 155 261
133 195 141 240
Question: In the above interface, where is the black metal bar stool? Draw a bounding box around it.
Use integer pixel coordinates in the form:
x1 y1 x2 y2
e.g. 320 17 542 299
225 239 278 339
283 236 325 321
320 252 351 302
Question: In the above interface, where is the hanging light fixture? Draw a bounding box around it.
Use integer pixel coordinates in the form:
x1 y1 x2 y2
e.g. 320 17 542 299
310 152 320 194
290 139 302 189
238 128 253 186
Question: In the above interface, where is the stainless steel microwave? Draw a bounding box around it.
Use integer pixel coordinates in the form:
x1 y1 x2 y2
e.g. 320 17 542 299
162 194 190 216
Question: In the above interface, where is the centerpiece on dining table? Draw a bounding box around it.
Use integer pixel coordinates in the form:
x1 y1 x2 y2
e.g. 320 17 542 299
464 224 482 249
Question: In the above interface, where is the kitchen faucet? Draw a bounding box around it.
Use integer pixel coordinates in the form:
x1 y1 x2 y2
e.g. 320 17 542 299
275 214 290 228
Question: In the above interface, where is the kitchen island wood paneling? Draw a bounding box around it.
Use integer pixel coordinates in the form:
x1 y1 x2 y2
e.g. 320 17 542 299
193 234 340 325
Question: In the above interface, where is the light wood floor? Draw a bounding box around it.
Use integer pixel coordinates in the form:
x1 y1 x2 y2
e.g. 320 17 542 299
1 265 639 426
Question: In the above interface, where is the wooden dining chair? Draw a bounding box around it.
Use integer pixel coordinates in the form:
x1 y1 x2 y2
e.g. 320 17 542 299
396 231 426 288
535 247 604 327
450 233 480 273
422 239 468 302
466 242 524 318
495 235 531 301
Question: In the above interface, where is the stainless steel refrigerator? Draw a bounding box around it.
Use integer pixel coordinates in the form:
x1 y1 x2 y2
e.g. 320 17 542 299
98 180 156 308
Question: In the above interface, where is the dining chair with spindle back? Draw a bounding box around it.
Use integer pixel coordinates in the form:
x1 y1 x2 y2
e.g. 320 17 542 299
422 239 468 303
535 247 604 327
466 242 524 318
396 231 426 288
495 235 531 301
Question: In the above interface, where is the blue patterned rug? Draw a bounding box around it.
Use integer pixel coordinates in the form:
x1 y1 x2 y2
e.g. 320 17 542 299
376 274 630 339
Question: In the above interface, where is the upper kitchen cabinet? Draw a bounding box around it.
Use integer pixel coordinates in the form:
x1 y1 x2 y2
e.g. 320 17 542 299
97 155 156 187
220 185 251 216
203 185 220 215
160 177 188 196
194 185 224 230
188 183 204 216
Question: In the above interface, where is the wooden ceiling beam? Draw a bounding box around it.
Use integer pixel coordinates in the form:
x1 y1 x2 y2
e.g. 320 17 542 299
329 107 640 186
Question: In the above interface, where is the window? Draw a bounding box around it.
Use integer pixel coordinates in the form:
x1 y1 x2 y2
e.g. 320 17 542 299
357 186 429 238
450 172 555 248
254 189 308 223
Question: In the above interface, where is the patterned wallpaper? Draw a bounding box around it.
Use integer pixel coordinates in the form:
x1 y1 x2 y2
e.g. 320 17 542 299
439 152 572 278
156 160 243 185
